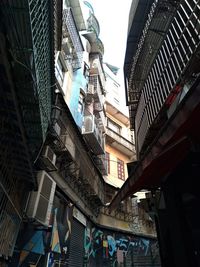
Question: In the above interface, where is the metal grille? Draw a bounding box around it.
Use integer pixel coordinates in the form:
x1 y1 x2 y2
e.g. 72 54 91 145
29 0 52 139
0 144 23 258
128 0 179 122
63 8 83 69
89 75 104 100
135 0 200 152
68 219 85 267
0 0 54 157
0 0 55 258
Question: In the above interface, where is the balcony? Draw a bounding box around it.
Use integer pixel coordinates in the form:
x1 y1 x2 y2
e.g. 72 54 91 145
89 75 105 103
106 127 135 157
97 109 106 133
46 99 105 208
127 0 200 155
67 0 87 31
63 8 84 69
100 204 156 236
90 55 106 91
82 114 104 155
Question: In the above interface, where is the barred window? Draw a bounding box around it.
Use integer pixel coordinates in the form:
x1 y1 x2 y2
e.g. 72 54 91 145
78 91 84 114
117 159 125 180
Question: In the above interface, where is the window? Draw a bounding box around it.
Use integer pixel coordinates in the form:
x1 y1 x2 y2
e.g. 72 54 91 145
83 63 89 78
130 131 135 144
117 159 125 180
55 58 65 87
107 119 121 134
78 91 84 113
105 152 110 174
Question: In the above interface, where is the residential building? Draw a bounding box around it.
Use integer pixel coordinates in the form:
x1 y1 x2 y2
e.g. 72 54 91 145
110 0 200 267
1 1 159 267
0 0 58 266
103 62 135 188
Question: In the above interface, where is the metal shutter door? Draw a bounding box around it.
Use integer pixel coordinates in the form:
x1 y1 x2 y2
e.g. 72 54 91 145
68 218 85 267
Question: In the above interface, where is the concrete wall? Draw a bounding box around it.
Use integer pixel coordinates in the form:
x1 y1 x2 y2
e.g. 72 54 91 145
105 144 130 188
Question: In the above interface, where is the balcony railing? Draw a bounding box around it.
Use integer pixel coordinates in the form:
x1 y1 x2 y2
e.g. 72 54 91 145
134 0 200 153
90 56 106 91
89 75 105 104
101 205 155 235
106 127 135 152
63 8 83 69
48 111 105 206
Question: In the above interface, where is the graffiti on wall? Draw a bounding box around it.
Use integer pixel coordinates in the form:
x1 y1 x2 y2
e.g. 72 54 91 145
84 226 156 266
9 203 74 267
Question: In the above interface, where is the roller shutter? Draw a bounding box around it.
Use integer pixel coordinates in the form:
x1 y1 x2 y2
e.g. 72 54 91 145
68 218 85 267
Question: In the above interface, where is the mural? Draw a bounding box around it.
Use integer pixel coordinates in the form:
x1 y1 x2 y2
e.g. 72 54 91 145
9 204 159 267
8 203 74 267
84 226 159 267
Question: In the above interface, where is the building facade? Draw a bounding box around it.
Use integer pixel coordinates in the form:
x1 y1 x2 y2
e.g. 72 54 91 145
110 0 200 267
1 1 159 266
103 63 135 188
0 0 58 265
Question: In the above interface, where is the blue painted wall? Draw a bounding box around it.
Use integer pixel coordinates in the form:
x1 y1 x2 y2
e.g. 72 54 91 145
69 68 87 129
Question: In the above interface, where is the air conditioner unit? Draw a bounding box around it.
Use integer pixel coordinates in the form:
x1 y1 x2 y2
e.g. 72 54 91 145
87 84 94 94
82 115 104 155
26 171 56 226
41 145 57 170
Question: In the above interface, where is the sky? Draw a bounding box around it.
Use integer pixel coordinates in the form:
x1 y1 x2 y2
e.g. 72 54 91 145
89 0 132 76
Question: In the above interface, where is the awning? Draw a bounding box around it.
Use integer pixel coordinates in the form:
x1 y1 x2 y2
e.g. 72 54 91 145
109 80 200 210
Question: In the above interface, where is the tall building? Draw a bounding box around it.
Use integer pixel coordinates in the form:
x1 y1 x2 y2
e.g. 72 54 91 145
110 0 200 267
1 1 159 266
103 62 135 188
0 0 58 265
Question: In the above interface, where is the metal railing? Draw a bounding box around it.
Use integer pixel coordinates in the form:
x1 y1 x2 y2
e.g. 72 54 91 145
106 127 135 152
50 108 105 205
135 0 200 152
29 0 53 139
0 144 23 258
89 75 104 104
63 8 83 69
89 56 106 91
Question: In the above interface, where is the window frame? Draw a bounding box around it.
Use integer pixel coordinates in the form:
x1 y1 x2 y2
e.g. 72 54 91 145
78 90 85 114
55 57 65 87
117 158 125 180
107 118 121 134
